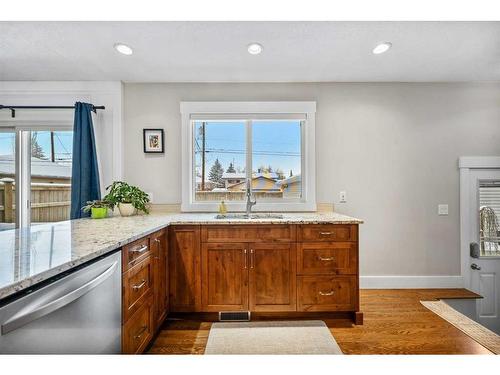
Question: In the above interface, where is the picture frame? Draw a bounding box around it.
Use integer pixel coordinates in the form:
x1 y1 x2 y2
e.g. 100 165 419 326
143 128 164 153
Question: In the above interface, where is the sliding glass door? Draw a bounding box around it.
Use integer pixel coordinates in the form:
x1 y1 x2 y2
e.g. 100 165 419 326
0 127 73 230
30 130 73 224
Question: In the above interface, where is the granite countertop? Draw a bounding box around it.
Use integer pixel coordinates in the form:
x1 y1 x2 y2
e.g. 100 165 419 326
0 211 362 301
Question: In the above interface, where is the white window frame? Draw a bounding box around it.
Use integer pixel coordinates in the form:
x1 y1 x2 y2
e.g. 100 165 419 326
180 102 316 212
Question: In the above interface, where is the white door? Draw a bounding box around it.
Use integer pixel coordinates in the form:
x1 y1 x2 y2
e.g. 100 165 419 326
468 170 500 334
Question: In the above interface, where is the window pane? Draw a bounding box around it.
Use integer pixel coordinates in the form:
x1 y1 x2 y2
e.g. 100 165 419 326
479 181 500 256
30 131 73 224
251 120 302 200
194 121 246 201
0 131 16 231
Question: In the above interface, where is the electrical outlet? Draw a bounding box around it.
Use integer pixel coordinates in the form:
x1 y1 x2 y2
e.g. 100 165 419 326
438 204 448 216
147 192 154 203
339 191 347 203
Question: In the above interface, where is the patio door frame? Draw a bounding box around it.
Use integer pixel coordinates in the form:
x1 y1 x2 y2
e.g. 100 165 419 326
0 120 73 228
459 156 500 289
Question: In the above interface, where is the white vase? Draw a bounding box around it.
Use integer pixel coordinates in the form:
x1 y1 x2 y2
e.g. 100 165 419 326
118 203 137 217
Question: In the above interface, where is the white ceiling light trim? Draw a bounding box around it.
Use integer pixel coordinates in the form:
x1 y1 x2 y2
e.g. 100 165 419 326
114 43 133 55
372 42 392 55
247 43 263 55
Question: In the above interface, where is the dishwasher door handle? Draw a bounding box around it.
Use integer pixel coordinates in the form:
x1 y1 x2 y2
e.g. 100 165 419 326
1 260 118 336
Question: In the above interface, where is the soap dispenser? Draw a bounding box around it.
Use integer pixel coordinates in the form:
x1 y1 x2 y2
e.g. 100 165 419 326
218 200 227 215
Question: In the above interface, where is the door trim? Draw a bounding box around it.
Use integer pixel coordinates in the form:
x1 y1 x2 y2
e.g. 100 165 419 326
459 156 500 289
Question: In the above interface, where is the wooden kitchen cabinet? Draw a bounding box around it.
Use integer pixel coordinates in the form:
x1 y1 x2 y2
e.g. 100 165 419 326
201 242 249 311
151 229 168 331
123 255 154 322
200 242 296 312
170 223 362 324
297 242 357 275
297 275 357 312
122 228 169 354
249 242 296 311
169 225 201 312
122 295 154 354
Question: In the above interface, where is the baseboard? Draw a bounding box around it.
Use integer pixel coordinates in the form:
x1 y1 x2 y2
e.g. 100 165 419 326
360 275 464 289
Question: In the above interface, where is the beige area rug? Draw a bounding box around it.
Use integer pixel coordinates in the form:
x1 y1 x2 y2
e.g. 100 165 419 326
421 300 500 354
204 320 343 355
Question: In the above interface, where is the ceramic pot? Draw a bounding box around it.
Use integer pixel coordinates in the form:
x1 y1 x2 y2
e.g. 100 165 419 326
118 202 137 217
91 207 108 219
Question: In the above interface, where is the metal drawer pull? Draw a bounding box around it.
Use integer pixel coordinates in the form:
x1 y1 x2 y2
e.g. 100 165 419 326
133 326 148 340
319 290 335 296
319 232 333 236
154 238 161 244
243 249 248 269
318 256 335 261
132 280 147 290
131 245 148 254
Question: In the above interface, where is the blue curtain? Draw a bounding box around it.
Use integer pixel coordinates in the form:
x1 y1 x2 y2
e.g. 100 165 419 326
70 102 101 219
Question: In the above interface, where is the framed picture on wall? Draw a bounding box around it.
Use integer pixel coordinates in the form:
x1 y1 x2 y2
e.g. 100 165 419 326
143 129 164 153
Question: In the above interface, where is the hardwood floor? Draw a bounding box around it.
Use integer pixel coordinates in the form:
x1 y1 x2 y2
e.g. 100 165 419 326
148 289 492 355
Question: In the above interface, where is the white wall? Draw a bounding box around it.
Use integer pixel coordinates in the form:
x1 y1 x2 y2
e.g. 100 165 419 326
0 81 124 192
124 82 500 280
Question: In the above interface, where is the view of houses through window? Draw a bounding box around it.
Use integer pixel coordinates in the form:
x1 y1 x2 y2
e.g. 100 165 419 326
194 119 302 202
0 130 73 230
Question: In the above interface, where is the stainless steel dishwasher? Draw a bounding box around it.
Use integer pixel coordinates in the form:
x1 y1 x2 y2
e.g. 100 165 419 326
0 251 121 354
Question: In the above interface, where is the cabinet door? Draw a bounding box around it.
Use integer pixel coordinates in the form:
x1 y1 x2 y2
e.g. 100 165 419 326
201 243 249 311
249 242 296 312
169 226 201 312
151 230 168 330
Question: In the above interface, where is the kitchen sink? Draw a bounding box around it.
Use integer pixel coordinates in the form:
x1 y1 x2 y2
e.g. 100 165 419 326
214 213 284 220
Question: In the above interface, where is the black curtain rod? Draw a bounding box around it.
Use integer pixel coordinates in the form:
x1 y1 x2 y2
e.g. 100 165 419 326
0 104 105 118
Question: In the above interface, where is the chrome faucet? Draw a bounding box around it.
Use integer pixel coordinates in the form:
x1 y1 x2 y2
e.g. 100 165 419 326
245 178 256 215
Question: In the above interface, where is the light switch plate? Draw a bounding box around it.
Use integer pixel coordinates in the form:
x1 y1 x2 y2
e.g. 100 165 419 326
438 204 448 215
339 191 347 203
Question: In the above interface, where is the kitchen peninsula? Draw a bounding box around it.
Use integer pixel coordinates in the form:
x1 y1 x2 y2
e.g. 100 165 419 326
0 211 363 353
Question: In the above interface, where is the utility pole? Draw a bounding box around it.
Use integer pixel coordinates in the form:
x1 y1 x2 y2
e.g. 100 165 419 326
50 131 55 162
201 122 206 191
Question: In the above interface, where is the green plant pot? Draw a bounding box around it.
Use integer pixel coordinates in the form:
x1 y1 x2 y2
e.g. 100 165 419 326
91 207 108 219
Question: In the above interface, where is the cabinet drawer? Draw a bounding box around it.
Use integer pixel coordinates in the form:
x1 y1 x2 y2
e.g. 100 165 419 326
122 295 154 354
123 256 153 321
298 224 357 242
201 225 295 243
297 276 356 312
123 237 152 271
297 242 357 275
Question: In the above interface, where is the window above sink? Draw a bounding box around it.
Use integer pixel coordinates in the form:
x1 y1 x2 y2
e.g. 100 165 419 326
181 102 316 212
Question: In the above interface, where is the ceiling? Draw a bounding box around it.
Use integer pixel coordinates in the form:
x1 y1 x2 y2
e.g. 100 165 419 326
1 21 500 82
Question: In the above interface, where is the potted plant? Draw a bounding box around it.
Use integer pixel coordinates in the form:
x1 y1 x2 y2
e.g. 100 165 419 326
82 200 111 219
104 181 150 217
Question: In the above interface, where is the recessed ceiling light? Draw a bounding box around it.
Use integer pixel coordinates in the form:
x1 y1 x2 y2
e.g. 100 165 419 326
247 43 263 55
114 43 133 55
373 42 392 55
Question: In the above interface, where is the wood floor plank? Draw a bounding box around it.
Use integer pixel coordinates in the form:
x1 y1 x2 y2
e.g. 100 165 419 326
148 289 492 355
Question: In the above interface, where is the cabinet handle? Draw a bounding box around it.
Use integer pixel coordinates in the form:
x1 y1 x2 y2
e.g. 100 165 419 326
250 249 254 269
317 256 335 261
132 279 147 290
319 232 333 236
155 238 161 244
319 290 335 296
133 326 148 340
243 249 248 269
131 245 148 254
